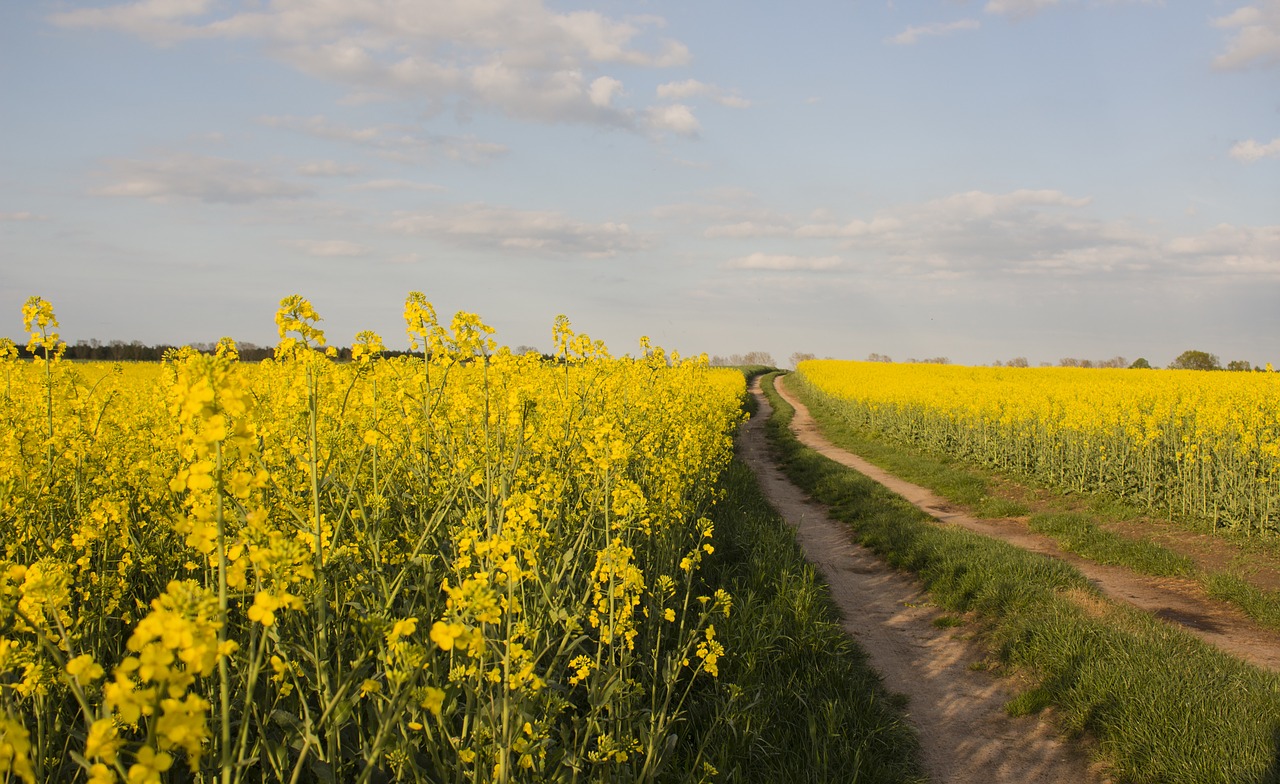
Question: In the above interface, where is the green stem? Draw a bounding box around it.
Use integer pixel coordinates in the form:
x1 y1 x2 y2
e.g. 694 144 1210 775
216 440 232 784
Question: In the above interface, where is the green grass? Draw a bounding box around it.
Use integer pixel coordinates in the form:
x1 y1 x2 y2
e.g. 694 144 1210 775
786 372 1280 633
761 372 1280 783
1204 572 1280 631
682 456 924 783
1028 512 1197 577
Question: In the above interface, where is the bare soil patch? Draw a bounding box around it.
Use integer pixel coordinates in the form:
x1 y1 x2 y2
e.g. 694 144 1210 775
741 380 1109 784
774 374 1280 673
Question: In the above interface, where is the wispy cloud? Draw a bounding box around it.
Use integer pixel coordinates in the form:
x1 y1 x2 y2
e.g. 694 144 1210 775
51 0 700 134
91 153 311 203
723 253 843 271
0 211 48 222
290 239 368 257
678 188 1280 282
983 0 1061 19
259 115 508 164
982 0 1161 19
645 104 700 137
348 179 445 192
387 203 650 258
887 19 980 46
1229 136 1280 161
296 160 363 177
656 79 750 108
1213 2 1280 69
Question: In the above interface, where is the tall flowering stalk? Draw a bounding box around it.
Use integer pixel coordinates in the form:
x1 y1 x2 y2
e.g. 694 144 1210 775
0 294 745 782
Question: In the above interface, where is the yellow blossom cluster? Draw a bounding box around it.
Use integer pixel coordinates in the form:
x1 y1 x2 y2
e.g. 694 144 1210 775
0 294 745 782
798 360 1280 534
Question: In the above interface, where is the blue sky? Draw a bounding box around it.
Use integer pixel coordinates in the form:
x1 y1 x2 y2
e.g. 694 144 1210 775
2 0 1277 366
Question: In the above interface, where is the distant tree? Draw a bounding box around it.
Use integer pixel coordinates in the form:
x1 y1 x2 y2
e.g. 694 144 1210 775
513 345 541 356
1129 357 1152 369
1169 350 1221 371
1098 356 1127 369
708 355 730 367
1226 360 1252 372
1007 356 1029 368
866 352 892 363
789 352 817 369
916 357 949 365
741 351 775 367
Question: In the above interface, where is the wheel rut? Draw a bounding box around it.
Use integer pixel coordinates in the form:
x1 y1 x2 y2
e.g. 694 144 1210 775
740 379 1109 784
772 374 1280 673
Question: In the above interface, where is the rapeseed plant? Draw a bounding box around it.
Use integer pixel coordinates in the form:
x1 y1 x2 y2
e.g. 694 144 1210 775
0 295 745 782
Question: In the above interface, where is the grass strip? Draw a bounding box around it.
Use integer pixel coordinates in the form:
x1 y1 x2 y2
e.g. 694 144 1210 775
673 385 924 783
762 372 1280 784
789 373 1280 632
1027 511 1196 577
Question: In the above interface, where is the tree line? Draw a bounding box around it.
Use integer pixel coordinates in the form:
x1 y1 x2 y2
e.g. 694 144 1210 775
777 350 1270 372
5 338 425 363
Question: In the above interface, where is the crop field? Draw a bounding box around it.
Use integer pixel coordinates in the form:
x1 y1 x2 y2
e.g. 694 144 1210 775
795 360 1280 536
0 296 751 782
9 293 1280 784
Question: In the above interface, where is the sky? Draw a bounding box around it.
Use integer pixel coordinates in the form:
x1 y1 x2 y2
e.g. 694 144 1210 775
1 0 1277 367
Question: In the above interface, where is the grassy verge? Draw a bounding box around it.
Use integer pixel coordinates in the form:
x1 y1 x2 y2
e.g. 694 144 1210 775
788 373 1280 630
672 386 923 782
761 372 1280 783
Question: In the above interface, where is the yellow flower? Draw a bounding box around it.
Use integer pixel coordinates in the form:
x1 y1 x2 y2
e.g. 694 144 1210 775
694 625 725 677
85 718 122 764
67 654 105 685
127 746 173 784
429 620 467 651
87 763 117 784
421 686 445 719
387 617 418 644
0 717 36 784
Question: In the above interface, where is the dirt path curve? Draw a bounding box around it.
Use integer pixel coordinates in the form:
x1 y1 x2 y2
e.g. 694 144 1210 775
741 380 1108 784
773 374 1280 673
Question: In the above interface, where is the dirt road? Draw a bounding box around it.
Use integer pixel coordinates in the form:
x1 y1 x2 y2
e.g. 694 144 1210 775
772 374 1280 673
740 379 1109 784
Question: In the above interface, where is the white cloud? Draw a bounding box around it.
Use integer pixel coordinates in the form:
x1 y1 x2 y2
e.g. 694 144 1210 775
1229 137 1280 161
349 179 445 192
48 0 218 44
723 253 843 271
666 188 1277 283
387 203 649 258
1164 224 1280 278
887 19 980 46
984 0 1061 18
51 0 695 132
0 212 47 222
259 115 508 164
704 221 794 238
297 160 363 177
1213 2 1280 69
655 79 751 108
646 104 700 137
290 239 368 257
554 11 690 67
589 76 624 108
92 153 310 203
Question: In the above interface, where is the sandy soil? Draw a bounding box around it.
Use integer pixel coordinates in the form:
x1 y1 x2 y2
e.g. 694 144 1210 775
772 375 1280 673
740 380 1109 784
